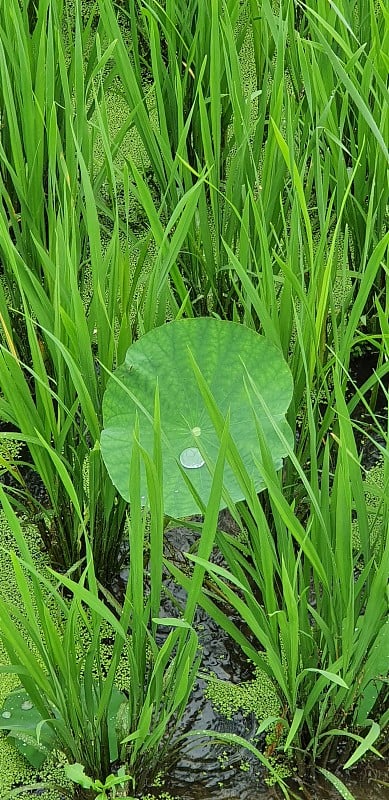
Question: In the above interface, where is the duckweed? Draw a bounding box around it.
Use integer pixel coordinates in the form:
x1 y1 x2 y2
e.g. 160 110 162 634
352 460 385 552
205 665 280 722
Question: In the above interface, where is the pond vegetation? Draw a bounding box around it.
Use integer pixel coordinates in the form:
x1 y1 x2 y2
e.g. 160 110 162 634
0 1 388 798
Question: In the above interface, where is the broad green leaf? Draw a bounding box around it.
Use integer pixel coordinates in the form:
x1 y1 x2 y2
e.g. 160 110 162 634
0 688 58 769
64 763 94 789
101 319 293 517
0 684 125 769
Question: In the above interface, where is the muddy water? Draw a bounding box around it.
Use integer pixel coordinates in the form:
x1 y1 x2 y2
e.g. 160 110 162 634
157 521 389 800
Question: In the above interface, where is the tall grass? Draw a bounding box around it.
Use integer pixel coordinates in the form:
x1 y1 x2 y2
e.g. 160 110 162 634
0 0 158 579
167 340 388 782
0 0 387 793
98 0 388 496
97 0 283 316
97 0 388 325
0 399 229 793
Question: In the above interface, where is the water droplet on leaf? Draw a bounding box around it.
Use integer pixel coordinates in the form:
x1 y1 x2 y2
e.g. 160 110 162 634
180 448 205 469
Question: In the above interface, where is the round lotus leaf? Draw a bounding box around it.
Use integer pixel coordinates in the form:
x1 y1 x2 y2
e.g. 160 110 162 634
101 319 293 517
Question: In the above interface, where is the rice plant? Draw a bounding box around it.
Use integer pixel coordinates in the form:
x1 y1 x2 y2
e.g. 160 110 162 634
167 345 388 787
97 0 388 326
0 0 387 794
0 0 146 579
0 401 223 794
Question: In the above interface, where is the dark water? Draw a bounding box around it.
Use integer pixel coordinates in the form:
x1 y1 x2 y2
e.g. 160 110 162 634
348 346 388 468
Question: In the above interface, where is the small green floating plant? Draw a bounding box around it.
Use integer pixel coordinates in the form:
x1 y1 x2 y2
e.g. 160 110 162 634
64 762 134 800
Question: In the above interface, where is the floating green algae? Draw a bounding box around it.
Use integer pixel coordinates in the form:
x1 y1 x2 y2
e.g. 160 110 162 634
205 665 280 723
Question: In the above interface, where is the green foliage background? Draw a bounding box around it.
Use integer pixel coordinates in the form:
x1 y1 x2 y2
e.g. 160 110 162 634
0 0 387 797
